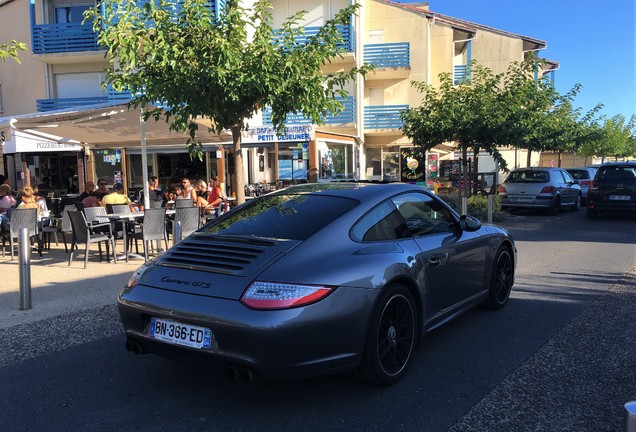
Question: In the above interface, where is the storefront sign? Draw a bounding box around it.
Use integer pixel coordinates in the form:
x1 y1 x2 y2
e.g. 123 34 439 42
0 128 8 143
400 147 426 183
2 130 83 153
242 125 314 143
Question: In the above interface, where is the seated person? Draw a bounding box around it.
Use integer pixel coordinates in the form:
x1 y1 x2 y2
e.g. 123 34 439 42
101 183 137 212
82 192 101 208
0 184 17 227
138 176 168 211
16 186 42 215
78 181 97 202
95 179 111 200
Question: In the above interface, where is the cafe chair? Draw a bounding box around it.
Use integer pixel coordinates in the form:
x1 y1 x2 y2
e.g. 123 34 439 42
174 198 193 208
126 208 167 262
67 210 117 269
171 206 200 242
106 204 129 214
1 208 40 260
42 204 76 252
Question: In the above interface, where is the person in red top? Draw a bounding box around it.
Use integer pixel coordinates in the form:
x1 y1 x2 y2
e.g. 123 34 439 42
197 176 225 215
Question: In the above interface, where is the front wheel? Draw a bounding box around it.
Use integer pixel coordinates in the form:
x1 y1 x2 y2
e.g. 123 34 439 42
483 246 514 309
357 284 418 386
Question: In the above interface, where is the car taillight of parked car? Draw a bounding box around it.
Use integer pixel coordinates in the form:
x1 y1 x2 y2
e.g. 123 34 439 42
540 186 556 193
579 180 592 187
589 180 599 192
498 185 507 194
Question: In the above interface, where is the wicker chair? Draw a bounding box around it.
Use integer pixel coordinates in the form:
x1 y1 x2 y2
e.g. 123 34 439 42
67 210 117 269
1 208 40 259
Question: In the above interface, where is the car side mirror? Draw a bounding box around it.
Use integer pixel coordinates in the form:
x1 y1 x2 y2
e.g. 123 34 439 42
459 215 482 232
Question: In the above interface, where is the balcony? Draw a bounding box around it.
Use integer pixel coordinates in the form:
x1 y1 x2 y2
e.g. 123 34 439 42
453 65 471 85
32 23 100 55
262 97 355 126
273 24 354 54
36 88 132 112
363 42 410 80
364 105 408 131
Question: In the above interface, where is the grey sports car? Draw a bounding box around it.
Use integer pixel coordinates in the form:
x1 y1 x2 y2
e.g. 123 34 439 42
119 182 516 385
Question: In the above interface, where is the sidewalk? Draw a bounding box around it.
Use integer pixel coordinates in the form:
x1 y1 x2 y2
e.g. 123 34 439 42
0 239 143 330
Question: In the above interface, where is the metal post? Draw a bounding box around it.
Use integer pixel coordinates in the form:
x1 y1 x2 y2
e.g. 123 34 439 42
461 197 468 216
18 227 32 310
626 401 636 432
487 194 494 224
173 221 182 247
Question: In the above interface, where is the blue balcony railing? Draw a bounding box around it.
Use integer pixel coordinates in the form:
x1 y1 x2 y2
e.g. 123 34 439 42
363 42 410 68
31 22 100 54
364 105 408 130
36 87 133 112
262 97 355 126
273 24 353 52
453 64 471 85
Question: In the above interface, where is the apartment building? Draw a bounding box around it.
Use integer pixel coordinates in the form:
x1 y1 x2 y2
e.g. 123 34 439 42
0 0 558 194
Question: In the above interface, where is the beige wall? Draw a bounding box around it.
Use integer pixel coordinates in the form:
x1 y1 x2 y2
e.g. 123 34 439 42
0 0 46 116
472 30 525 74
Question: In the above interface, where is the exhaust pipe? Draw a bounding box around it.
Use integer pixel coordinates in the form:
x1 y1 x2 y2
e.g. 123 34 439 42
125 338 147 355
224 364 240 381
239 367 256 383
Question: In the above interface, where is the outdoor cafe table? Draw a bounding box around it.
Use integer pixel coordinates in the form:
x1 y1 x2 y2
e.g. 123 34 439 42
104 210 175 261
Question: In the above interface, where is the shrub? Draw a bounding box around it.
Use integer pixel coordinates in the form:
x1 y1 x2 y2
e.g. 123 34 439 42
436 189 504 222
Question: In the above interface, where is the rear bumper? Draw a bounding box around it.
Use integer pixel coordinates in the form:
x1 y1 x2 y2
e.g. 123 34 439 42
500 196 556 209
118 284 377 380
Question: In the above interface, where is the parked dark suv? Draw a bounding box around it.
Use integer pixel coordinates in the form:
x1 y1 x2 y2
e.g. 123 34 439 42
587 162 636 219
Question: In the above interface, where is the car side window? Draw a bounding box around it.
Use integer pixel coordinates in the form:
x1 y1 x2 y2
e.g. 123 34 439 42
350 200 407 242
561 170 574 183
391 193 455 237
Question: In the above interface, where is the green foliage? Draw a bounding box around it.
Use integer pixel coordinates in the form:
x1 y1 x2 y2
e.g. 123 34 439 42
86 0 371 203
0 40 26 63
436 189 503 222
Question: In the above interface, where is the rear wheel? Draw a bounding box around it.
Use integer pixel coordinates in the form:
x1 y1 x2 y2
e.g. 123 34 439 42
571 194 581 211
357 284 417 385
549 196 561 215
483 246 514 309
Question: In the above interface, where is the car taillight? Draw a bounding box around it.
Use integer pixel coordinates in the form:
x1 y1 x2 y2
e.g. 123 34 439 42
241 281 334 310
540 186 556 193
589 180 599 191
579 180 592 187
498 185 507 194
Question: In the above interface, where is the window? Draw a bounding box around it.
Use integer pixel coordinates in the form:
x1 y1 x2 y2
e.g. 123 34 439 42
351 200 406 242
392 193 454 237
319 142 355 181
55 4 92 24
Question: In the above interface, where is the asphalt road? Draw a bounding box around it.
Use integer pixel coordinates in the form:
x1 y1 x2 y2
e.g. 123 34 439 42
0 208 634 432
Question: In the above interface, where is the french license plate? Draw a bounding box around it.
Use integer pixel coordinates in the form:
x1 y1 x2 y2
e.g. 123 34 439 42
512 197 532 203
149 317 212 349
609 195 631 201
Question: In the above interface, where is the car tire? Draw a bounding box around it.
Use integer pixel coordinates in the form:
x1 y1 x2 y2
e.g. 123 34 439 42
571 194 581 211
587 207 598 219
549 196 561 215
483 246 514 309
357 284 418 386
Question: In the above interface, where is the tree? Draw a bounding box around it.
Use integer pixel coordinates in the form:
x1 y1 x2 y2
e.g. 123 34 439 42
88 0 371 204
0 40 26 63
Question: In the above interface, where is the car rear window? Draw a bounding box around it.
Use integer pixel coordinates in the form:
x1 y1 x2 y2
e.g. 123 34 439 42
567 169 592 180
597 166 636 182
506 170 549 183
201 194 359 240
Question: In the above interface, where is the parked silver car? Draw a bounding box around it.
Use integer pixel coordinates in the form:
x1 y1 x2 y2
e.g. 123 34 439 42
118 183 516 385
499 167 582 215
566 167 597 204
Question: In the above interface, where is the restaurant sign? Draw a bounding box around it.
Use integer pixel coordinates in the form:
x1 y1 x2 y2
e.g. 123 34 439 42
2 131 83 154
242 125 314 143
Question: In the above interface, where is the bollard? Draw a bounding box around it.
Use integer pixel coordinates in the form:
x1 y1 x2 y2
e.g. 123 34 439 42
173 220 182 247
461 197 468 216
488 194 494 224
18 227 32 310
626 401 636 432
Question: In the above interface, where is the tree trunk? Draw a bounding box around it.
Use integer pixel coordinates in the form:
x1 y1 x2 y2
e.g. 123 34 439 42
558 151 562 168
472 147 480 194
526 149 532 167
461 147 470 197
231 125 246 205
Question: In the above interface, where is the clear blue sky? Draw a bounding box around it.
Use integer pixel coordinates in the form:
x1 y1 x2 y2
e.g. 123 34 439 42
399 0 636 122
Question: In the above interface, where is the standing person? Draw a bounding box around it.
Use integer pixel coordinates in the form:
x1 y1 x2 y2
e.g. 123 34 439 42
180 178 197 206
101 183 137 212
138 176 168 211
95 179 111 200
78 181 97 202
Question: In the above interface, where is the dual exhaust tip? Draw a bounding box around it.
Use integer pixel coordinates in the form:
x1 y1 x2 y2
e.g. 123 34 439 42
125 338 257 383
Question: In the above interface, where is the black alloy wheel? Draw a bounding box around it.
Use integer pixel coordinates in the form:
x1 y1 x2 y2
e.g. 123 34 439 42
484 246 514 309
357 284 417 385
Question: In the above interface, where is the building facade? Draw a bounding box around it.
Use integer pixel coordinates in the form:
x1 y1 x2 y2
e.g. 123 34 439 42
0 0 558 196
